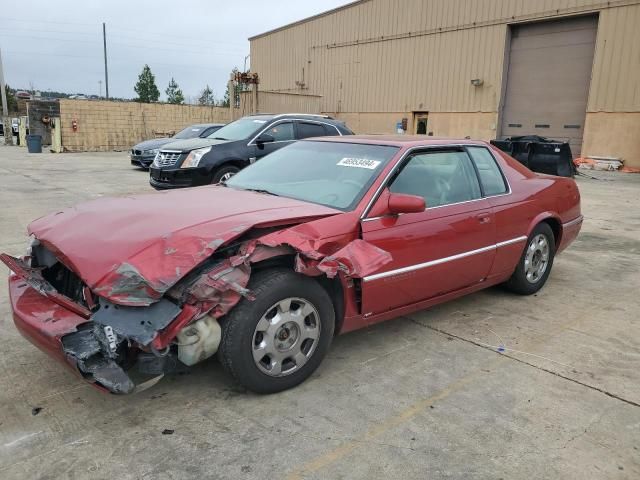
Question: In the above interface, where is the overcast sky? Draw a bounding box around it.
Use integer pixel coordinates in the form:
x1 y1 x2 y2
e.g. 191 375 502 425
1 0 350 101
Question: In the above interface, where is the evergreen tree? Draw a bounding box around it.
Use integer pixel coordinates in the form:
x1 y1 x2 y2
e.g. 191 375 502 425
198 85 215 105
134 65 160 103
4 86 17 112
165 78 184 104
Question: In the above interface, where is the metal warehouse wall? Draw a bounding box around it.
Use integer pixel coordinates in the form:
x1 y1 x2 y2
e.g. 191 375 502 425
250 0 640 166
251 0 640 113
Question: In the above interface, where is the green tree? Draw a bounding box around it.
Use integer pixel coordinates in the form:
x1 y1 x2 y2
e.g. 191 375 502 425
221 86 230 108
165 77 184 104
198 85 215 105
4 85 17 112
134 64 160 103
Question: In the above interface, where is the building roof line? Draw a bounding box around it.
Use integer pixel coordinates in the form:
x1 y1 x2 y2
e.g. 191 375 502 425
248 0 369 41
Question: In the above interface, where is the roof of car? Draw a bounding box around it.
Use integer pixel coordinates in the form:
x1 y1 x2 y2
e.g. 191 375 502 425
308 135 490 147
244 113 343 124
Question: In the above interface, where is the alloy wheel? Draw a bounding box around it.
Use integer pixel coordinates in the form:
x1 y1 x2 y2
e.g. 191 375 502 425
252 297 321 377
524 234 550 283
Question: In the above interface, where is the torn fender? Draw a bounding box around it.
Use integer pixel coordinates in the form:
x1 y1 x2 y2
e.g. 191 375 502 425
158 231 391 349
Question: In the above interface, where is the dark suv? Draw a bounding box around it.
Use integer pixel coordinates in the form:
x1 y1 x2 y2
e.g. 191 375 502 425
149 114 353 189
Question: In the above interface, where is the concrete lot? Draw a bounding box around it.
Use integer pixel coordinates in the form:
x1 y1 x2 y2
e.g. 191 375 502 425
0 145 639 479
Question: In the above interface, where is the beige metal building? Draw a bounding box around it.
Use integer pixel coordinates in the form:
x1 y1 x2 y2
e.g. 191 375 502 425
249 0 640 167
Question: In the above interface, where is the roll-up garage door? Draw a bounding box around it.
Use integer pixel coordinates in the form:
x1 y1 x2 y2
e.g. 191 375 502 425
500 16 598 156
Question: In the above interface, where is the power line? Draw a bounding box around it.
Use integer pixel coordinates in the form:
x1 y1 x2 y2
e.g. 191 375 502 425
0 34 245 57
2 50 239 70
0 19 248 47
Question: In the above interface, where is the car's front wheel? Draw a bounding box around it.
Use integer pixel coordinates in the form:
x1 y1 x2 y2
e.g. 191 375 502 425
218 269 335 393
504 222 556 295
211 165 239 184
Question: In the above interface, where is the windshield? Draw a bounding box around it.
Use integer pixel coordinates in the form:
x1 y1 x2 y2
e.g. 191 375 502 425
226 141 399 210
206 117 269 140
173 125 208 139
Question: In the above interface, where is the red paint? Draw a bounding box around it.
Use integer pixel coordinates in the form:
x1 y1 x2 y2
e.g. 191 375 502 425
3 137 581 392
27 186 341 306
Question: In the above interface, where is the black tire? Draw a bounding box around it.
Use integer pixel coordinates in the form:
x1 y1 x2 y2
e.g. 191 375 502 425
211 165 239 184
504 222 556 295
218 269 335 394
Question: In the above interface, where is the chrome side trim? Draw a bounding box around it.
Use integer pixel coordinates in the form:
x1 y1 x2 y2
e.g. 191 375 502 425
496 236 528 247
562 216 583 228
360 144 513 220
363 236 527 283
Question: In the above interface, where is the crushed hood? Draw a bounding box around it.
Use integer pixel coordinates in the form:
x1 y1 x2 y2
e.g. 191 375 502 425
28 186 341 305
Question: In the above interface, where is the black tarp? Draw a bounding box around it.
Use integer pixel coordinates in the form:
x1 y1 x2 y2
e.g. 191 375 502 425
491 135 575 177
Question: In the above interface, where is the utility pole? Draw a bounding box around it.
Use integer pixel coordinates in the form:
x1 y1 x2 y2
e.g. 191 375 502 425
102 23 110 100
98 80 102 98
0 47 11 145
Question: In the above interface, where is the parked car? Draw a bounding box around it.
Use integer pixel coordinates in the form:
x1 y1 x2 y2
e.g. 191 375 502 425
149 113 353 189
130 123 225 168
1 137 582 395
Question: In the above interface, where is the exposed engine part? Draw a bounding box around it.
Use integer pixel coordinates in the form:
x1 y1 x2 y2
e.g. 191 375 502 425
61 324 134 394
135 351 189 375
177 315 221 366
91 297 181 346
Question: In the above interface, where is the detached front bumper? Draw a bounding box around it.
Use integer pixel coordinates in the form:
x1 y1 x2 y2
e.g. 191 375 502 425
7 269 193 394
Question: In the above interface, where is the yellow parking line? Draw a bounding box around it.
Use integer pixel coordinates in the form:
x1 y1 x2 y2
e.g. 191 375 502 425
286 360 494 480
287 314 585 479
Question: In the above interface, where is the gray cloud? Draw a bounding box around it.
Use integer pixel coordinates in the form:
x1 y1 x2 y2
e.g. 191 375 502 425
1 0 349 100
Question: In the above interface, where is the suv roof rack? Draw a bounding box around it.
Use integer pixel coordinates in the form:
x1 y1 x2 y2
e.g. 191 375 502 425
271 113 334 120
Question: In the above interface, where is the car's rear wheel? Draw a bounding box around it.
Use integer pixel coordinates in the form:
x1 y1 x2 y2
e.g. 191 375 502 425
218 269 335 393
504 222 556 295
211 165 239 184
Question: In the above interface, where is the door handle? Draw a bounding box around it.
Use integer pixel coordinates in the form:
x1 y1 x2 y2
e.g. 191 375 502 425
476 214 492 224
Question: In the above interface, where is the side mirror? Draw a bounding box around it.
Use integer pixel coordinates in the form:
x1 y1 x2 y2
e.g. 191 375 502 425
256 133 275 144
388 193 426 214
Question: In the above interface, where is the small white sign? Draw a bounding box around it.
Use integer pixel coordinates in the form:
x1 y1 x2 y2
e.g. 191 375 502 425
337 157 381 169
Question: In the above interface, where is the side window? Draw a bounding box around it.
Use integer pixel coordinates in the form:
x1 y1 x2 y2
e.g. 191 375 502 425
266 122 295 141
297 122 327 139
389 150 482 208
467 147 508 196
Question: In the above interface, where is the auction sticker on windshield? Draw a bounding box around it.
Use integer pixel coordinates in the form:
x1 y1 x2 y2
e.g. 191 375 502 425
337 158 381 169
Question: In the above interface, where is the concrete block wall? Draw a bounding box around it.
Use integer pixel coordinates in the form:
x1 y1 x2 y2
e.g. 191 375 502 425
59 100 240 152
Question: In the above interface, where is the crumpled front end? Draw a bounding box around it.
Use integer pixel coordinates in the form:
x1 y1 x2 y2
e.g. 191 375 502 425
3 214 392 395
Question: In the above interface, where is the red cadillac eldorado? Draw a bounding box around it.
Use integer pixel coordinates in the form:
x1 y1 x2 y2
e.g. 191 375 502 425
1 136 582 394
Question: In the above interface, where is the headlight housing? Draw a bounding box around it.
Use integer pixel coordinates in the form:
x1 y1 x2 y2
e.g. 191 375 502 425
181 146 212 168
144 148 160 155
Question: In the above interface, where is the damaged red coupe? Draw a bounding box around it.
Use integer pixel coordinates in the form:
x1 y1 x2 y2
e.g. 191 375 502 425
2 136 582 394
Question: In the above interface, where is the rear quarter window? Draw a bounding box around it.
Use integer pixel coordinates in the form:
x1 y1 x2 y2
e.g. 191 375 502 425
297 122 331 139
467 147 508 196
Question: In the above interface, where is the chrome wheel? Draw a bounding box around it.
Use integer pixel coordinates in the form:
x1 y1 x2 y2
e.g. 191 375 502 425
252 297 321 377
220 172 235 182
524 234 550 284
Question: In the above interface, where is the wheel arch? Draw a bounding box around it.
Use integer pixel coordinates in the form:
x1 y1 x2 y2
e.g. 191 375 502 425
250 255 346 335
527 212 562 247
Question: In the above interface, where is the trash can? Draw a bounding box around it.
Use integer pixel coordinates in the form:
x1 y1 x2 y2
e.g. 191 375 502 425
26 134 42 153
